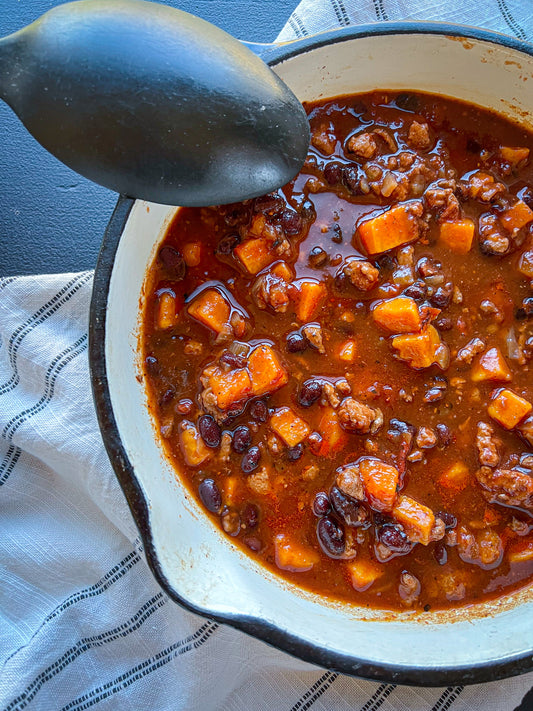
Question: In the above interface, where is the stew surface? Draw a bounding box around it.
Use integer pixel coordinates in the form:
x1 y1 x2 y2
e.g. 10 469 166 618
142 91 533 611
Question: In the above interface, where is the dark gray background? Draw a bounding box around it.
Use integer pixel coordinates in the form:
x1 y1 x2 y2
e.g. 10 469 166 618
0 0 295 276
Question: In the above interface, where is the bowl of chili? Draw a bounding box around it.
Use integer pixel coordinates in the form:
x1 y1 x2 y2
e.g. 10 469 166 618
90 23 533 685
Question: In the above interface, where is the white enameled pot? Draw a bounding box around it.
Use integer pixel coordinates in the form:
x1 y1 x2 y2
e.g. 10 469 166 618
90 24 533 685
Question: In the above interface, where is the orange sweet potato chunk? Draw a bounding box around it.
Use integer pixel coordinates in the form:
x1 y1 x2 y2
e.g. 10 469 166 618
156 291 176 330
391 324 442 369
338 339 357 363
293 280 326 322
500 200 533 233
182 241 201 266
372 296 421 334
187 289 230 334
508 541 533 564
318 407 348 457
358 204 418 255
179 421 211 467
358 458 399 512
270 407 310 447
437 462 471 492
518 250 533 278
500 146 530 165
234 238 275 274
439 219 475 254
274 534 319 572
208 367 252 411
471 347 512 383
488 388 532 429
347 558 384 591
392 495 435 545
247 344 288 397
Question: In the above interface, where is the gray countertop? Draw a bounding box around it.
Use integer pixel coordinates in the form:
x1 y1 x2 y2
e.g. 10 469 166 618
0 0 296 276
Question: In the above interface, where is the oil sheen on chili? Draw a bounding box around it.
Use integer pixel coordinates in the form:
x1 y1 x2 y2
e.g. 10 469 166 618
142 91 533 612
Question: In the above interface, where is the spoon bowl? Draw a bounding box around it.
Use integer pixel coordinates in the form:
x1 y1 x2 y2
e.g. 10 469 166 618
0 0 310 205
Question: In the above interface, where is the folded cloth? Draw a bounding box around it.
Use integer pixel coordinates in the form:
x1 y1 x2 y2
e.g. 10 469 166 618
2 2 533 710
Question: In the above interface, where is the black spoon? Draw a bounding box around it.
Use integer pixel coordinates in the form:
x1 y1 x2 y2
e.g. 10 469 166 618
0 0 309 206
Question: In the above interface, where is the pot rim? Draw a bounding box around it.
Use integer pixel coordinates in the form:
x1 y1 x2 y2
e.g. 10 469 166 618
89 22 533 686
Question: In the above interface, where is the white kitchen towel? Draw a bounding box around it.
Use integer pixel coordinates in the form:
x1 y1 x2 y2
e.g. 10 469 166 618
2 2 533 710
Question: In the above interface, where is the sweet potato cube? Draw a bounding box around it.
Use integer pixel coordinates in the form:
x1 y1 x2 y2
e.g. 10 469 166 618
500 146 530 165
338 339 357 363
437 462 470 491
471 347 512 383
372 296 421 334
392 495 435 545
358 458 399 512
187 289 230 335
358 204 419 255
271 261 294 282
247 344 288 396
439 219 475 254
508 541 533 564
518 250 533 278
179 421 211 467
500 200 533 233
293 280 326 322
270 407 310 447
208 367 252 411
274 533 319 572
347 558 384 591
317 407 347 457
488 388 532 429
391 324 442 369
156 291 176 330
183 241 201 267
234 238 275 274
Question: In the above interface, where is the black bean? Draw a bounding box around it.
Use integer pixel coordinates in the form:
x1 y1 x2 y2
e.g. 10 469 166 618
435 316 453 331
287 444 303 461
313 492 330 516
317 516 345 558
436 511 457 529
280 209 302 235
520 187 533 210
298 379 322 407
434 542 448 565
436 423 452 447
250 399 268 422
377 523 412 554
158 246 186 279
241 446 261 473
243 536 262 551
198 414 221 448
217 233 240 255
198 478 222 513
145 355 159 375
286 331 308 353
324 162 342 185
330 486 368 527
403 280 427 302
254 193 285 216
516 297 533 320
331 223 343 244
430 283 453 309
233 425 252 453
395 92 419 112
219 351 247 369
159 388 175 407
466 137 481 154
308 246 329 268
242 503 259 528
342 165 360 194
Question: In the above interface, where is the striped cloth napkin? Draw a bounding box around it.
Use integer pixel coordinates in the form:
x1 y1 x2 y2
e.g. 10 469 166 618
2 2 533 710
